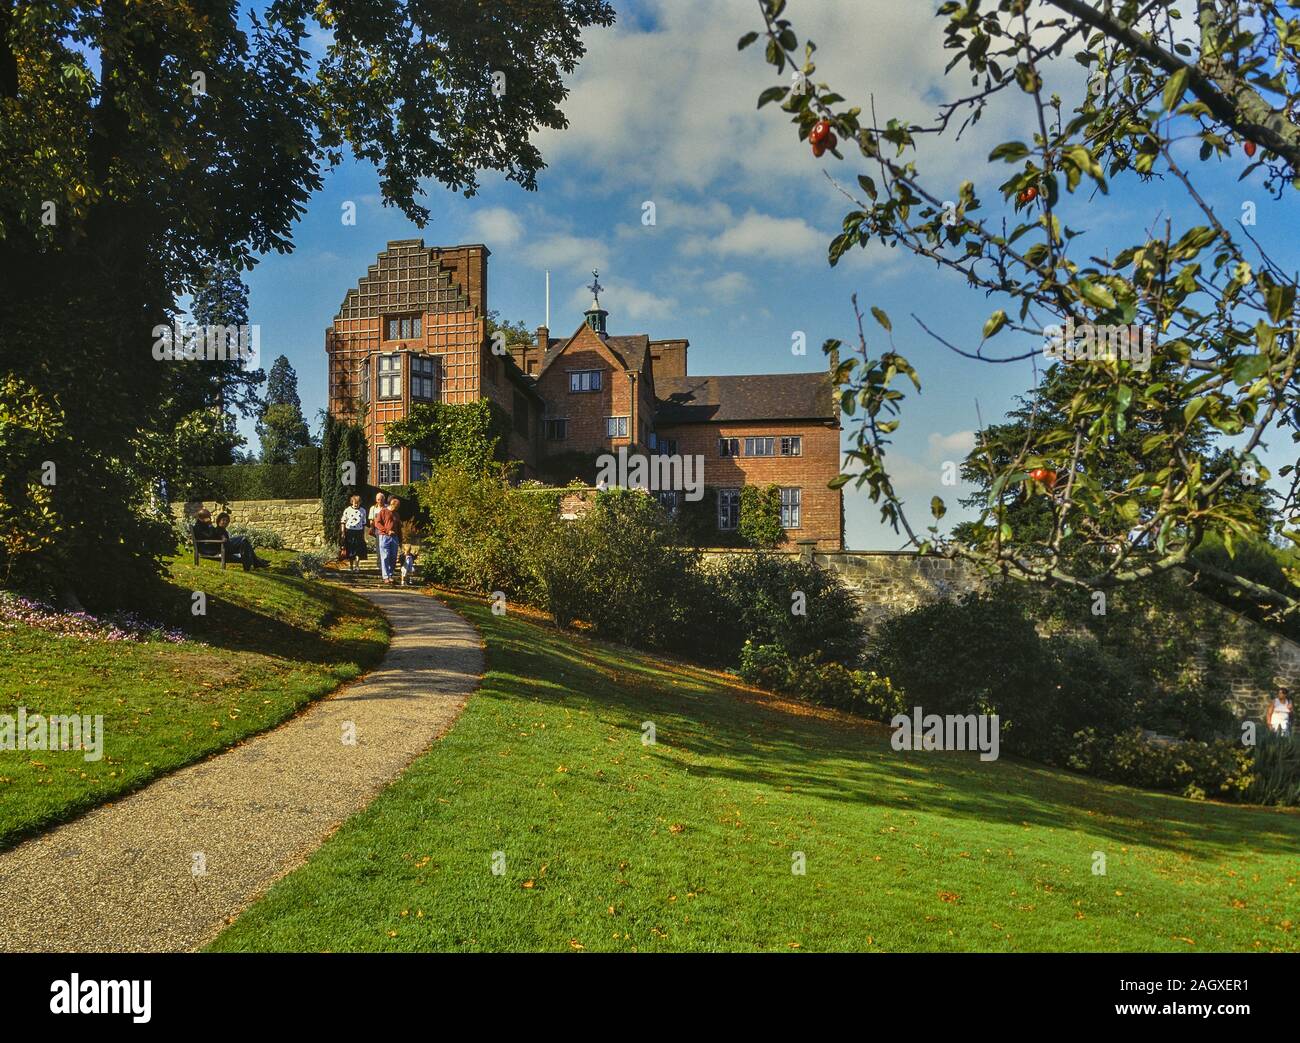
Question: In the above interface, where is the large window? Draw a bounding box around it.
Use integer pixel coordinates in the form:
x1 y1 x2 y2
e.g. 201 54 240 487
411 355 437 401
780 436 802 457
779 487 802 529
569 370 602 393
378 354 401 400
656 437 677 456
377 444 401 485
718 437 739 457
745 436 775 457
717 488 740 531
605 416 628 438
385 315 422 341
410 448 431 482
359 359 370 404
545 417 568 441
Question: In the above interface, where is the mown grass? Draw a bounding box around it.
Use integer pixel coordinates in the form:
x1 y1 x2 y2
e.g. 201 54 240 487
0 552 388 849
211 590 1300 953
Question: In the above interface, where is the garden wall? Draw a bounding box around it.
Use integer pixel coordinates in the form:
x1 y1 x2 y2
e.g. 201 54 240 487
174 498 325 550
702 547 1300 718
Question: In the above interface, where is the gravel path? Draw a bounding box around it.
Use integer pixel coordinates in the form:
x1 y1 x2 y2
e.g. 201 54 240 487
0 588 482 952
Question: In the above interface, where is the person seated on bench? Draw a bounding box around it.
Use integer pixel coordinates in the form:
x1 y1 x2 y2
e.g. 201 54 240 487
192 509 227 563
213 511 271 572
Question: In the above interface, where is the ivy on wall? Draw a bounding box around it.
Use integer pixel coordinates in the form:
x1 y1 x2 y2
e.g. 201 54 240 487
739 484 785 550
383 400 511 477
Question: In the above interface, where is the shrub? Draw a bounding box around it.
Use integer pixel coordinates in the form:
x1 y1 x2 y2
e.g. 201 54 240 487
417 465 561 606
228 524 284 551
292 551 328 579
738 641 793 691
1068 727 1254 801
1246 729 1300 806
705 553 865 666
865 588 1049 719
558 488 702 650
383 400 511 476
739 641 902 718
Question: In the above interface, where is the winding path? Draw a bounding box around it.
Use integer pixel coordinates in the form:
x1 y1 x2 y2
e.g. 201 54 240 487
0 587 482 952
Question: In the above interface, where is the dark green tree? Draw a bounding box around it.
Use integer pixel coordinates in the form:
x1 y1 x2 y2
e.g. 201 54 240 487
257 356 312 463
0 0 614 606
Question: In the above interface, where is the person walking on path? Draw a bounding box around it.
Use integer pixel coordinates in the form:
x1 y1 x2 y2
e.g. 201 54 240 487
1268 687 1294 737
367 492 387 560
374 496 402 585
340 495 367 572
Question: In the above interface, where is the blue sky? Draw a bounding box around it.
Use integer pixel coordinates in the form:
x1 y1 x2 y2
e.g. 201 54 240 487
228 0 1299 549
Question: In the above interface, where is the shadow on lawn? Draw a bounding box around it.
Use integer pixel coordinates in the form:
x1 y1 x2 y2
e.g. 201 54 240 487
153 563 387 669
478 606 1300 862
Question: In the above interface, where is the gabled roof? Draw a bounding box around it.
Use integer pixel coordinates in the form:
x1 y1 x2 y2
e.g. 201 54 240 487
655 373 836 424
536 325 651 378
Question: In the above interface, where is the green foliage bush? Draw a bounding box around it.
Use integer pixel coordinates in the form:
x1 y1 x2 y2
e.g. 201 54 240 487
1068 728 1255 802
416 465 561 607
738 641 902 717
544 488 703 650
189 447 321 501
292 550 328 579
704 553 865 666
227 524 285 551
1245 729 1300 806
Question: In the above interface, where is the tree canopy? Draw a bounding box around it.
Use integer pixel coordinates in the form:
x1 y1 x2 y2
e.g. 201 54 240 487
745 0 1300 616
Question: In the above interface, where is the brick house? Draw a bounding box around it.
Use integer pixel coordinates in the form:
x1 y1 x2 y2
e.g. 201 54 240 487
326 239 843 548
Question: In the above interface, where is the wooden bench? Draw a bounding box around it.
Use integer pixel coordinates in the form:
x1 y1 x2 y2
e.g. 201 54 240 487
191 533 228 569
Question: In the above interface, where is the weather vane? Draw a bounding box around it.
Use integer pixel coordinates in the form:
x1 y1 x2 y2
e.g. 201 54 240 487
587 269 603 305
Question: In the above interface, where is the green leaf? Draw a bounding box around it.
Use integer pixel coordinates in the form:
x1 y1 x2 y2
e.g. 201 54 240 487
982 309 1008 338
1078 280 1116 310
1162 67 1190 111
757 85 788 108
930 496 947 520
1231 353 1269 384
988 141 1030 162
871 306 892 332
737 31 760 50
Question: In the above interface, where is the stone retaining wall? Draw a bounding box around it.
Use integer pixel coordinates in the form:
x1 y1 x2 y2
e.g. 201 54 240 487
701 547 1298 718
174 498 324 550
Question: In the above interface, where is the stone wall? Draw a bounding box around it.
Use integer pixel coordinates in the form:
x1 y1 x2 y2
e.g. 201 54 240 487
175 498 324 550
702 547 1299 718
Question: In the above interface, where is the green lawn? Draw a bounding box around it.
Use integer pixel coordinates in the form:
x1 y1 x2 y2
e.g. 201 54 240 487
211 590 1300 953
0 553 388 849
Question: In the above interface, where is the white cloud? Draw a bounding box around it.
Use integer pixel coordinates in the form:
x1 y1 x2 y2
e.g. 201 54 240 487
567 278 675 322
527 233 610 273
469 207 525 249
535 0 1032 202
683 209 824 259
927 429 976 462
701 271 752 301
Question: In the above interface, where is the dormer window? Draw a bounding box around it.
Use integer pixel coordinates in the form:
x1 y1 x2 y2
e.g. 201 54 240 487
385 314 422 341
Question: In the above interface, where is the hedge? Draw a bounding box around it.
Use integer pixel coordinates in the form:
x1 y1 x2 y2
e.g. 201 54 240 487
186 447 321 501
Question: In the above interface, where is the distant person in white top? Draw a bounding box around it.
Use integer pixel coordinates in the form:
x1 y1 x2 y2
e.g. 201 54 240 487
367 492 386 559
340 494 367 572
1267 687 1293 737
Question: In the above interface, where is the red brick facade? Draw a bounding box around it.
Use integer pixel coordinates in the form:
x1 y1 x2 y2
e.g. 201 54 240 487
327 240 843 548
